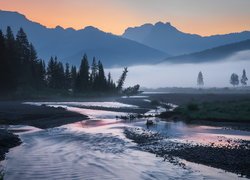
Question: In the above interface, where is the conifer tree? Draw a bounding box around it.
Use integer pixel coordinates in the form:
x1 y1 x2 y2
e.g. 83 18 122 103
71 65 77 90
0 30 7 92
16 28 32 88
117 67 128 92
241 69 248 86
65 63 71 90
5 26 17 90
90 57 98 84
77 54 89 92
197 71 204 87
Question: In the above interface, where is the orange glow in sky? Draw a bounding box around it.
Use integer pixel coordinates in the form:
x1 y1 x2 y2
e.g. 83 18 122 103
0 0 250 36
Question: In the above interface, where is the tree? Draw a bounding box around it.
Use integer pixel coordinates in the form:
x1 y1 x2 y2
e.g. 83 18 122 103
117 67 128 92
5 26 17 91
0 30 7 92
230 73 239 87
76 54 89 92
90 57 98 84
16 28 32 89
64 63 71 90
96 60 106 91
71 65 77 90
241 69 248 86
47 57 56 88
123 84 140 97
197 71 204 87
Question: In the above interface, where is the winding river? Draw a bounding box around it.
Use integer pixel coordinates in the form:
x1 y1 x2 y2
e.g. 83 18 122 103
1 101 249 180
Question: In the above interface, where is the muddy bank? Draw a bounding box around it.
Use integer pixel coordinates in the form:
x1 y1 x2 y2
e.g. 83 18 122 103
124 127 250 178
0 102 88 129
0 129 21 161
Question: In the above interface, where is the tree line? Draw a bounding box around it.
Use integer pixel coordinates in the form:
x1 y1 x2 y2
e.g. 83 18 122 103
197 70 248 87
0 26 130 96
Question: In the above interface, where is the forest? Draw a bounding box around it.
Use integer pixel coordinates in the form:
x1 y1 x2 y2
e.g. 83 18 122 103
0 27 134 97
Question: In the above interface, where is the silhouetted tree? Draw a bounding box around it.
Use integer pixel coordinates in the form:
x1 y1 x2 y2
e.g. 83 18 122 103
64 63 71 90
0 26 128 96
230 73 239 87
76 54 89 92
16 28 32 89
0 30 7 92
90 57 98 84
241 69 248 86
47 57 56 88
117 67 128 92
96 61 106 91
70 65 77 90
5 26 17 91
197 71 204 87
123 84 140 97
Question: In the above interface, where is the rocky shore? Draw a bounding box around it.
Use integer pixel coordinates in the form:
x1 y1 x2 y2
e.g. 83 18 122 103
124 127 250 178
0 129 21 161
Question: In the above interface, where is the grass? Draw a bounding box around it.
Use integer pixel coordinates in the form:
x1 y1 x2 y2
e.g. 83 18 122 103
173 100 250 122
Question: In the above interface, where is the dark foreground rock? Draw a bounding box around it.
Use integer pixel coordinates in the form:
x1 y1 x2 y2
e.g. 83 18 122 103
0 129 21 161
124 127 250 178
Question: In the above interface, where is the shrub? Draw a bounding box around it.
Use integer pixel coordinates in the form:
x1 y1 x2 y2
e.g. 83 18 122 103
187 103 199 111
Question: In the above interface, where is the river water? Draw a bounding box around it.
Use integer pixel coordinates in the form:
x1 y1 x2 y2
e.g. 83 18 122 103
2 101 249 180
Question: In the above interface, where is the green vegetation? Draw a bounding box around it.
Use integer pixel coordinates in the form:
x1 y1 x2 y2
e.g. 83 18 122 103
173 100 250 122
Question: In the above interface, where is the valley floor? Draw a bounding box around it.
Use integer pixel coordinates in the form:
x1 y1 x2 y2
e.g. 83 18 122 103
0 93 249 179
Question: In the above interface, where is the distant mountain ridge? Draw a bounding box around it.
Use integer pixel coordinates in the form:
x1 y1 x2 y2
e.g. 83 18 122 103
0 10 167 67
123 22 250 56
161 39 250 63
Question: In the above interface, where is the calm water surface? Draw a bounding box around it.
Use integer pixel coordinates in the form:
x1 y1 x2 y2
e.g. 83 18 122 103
2 101 249 180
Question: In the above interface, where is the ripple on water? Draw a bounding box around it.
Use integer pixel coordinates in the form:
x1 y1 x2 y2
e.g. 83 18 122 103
2 103 249 180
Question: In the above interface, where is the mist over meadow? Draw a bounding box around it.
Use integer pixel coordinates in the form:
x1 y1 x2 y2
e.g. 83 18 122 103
108 50 250 88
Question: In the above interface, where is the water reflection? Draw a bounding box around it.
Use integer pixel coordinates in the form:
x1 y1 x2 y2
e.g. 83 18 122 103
2 101 249 179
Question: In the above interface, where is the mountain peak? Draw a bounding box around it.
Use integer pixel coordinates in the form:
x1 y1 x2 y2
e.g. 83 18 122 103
0 9 26 20
82 26 101 32
55 25 64 30
154 21 177 32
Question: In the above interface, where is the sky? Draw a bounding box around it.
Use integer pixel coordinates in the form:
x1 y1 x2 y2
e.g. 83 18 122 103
0 0 250 36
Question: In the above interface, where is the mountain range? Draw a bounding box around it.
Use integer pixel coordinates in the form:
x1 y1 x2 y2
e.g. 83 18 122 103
1 10 250 67
161 39 250 64
0 10 166 67
123 22 250 56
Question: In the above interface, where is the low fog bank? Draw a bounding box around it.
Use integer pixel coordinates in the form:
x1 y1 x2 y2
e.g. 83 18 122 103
107 51 250 88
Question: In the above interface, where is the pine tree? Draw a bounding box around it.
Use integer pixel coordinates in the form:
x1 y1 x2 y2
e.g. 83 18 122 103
230 73 239 87
91 57 98 80
5 26 17 90
241 69 248 86
97 60 106 91
71 65 77 90
197 71 204 87
0 30 7 92
117 67 128 92
64 63 71 90
47 57 56 88
77 54 89 92
16 28 32 89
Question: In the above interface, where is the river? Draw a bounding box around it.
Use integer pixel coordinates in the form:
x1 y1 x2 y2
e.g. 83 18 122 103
1 101 249 180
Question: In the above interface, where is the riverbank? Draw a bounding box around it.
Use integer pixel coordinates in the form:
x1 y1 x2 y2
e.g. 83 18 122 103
0 129 21 162
159 99 250 124
124 127 250 178
0 101 88 129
